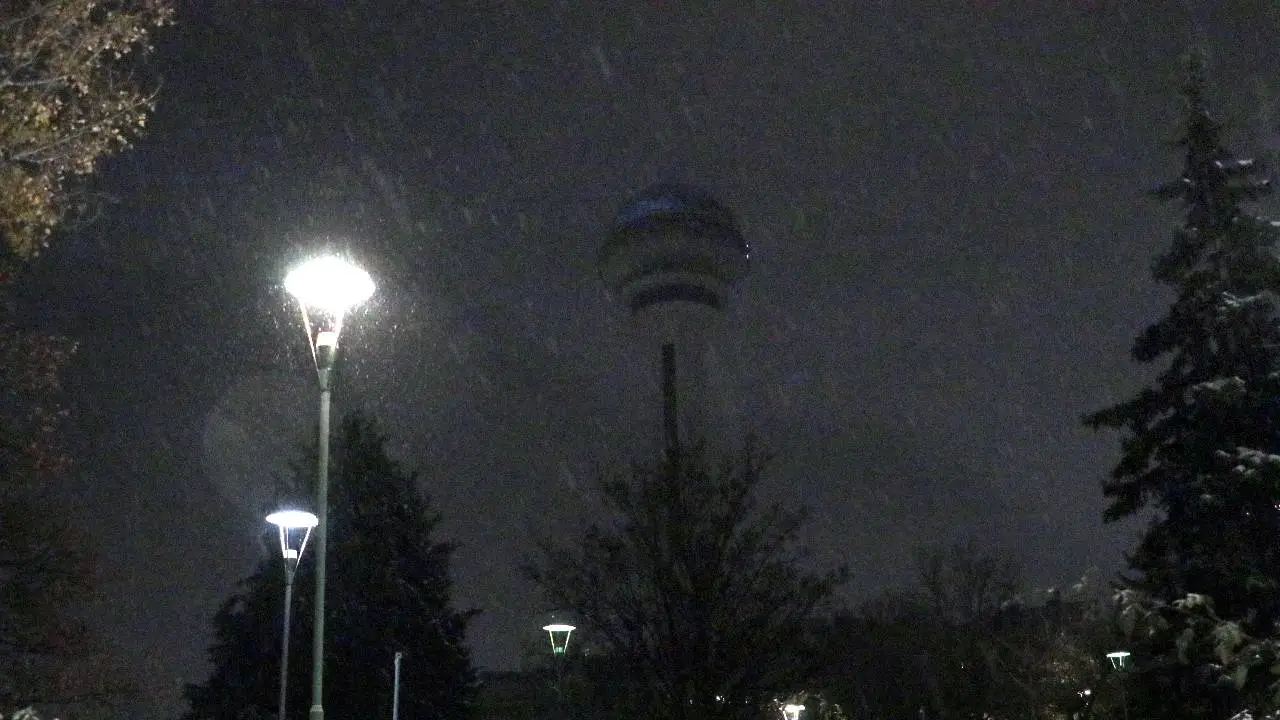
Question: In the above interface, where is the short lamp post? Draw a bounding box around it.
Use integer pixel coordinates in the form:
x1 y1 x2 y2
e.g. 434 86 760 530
284 256 376 720
266 509 318 720
543 623 575 716
1107 650 1132 720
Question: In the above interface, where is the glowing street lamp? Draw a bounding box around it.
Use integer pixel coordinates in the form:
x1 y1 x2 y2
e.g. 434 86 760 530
782 703 805 720
284 255 375 720
543 623 576 656
1107 650 1132 720
543 623 576 714
266 510 318 720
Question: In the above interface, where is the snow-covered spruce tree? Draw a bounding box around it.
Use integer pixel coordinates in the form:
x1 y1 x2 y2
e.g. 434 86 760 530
1085 54 1280 717
184 411 477 720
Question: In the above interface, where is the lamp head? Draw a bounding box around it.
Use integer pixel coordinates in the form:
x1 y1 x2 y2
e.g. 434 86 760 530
284 256 375 315
266 509 318 570
267 510 320 530
542 623 576 656
284 256 374 382
1106 650 1131 670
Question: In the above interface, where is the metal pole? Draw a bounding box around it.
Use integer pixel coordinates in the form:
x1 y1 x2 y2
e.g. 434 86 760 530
554 654 566 718
278 570 295 720
309 383 332 720
392 652 403 720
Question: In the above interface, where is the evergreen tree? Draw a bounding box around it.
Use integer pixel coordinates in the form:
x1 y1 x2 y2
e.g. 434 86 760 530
185 411 477 720
525 443 846 720
1085 53 1280 716
0 327 135 718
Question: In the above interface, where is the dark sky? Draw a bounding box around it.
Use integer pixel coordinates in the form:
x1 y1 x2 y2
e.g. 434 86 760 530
16 0 1280 717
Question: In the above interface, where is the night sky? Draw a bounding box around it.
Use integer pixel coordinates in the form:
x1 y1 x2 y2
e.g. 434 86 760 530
15 1 1280 716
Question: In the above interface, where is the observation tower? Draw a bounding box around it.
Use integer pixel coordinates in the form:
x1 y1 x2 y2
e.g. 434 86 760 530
600 183 750 458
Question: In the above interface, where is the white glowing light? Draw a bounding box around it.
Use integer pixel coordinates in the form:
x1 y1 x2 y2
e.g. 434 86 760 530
267 510 319 529
783 704 805 720
543 623 576 655
1106 650 1131 670
284 256 375 314
267 510 318 566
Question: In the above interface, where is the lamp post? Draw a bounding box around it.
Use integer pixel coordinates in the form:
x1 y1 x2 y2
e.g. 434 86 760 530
284 256 375 720
543 623 575 716
266 510 319 720
781 704 805 720
1107 650 1132 720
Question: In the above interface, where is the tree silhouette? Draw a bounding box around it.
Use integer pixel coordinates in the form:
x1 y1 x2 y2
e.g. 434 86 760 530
527 443 846 720
185 411 477 720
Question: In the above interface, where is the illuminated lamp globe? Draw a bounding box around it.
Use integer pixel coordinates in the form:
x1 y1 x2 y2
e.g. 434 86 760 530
267 510 320 529
266 509 319 565
284 256 375 315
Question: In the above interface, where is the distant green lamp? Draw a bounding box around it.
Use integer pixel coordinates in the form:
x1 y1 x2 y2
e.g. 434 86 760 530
1107 650 1132 720
543 622 576 714
543 623 576 656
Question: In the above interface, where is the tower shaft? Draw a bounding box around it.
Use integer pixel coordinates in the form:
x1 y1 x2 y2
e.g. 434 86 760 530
649 325 718 456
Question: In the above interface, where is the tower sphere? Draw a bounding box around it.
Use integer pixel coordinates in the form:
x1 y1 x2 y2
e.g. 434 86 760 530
600 184 749 327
